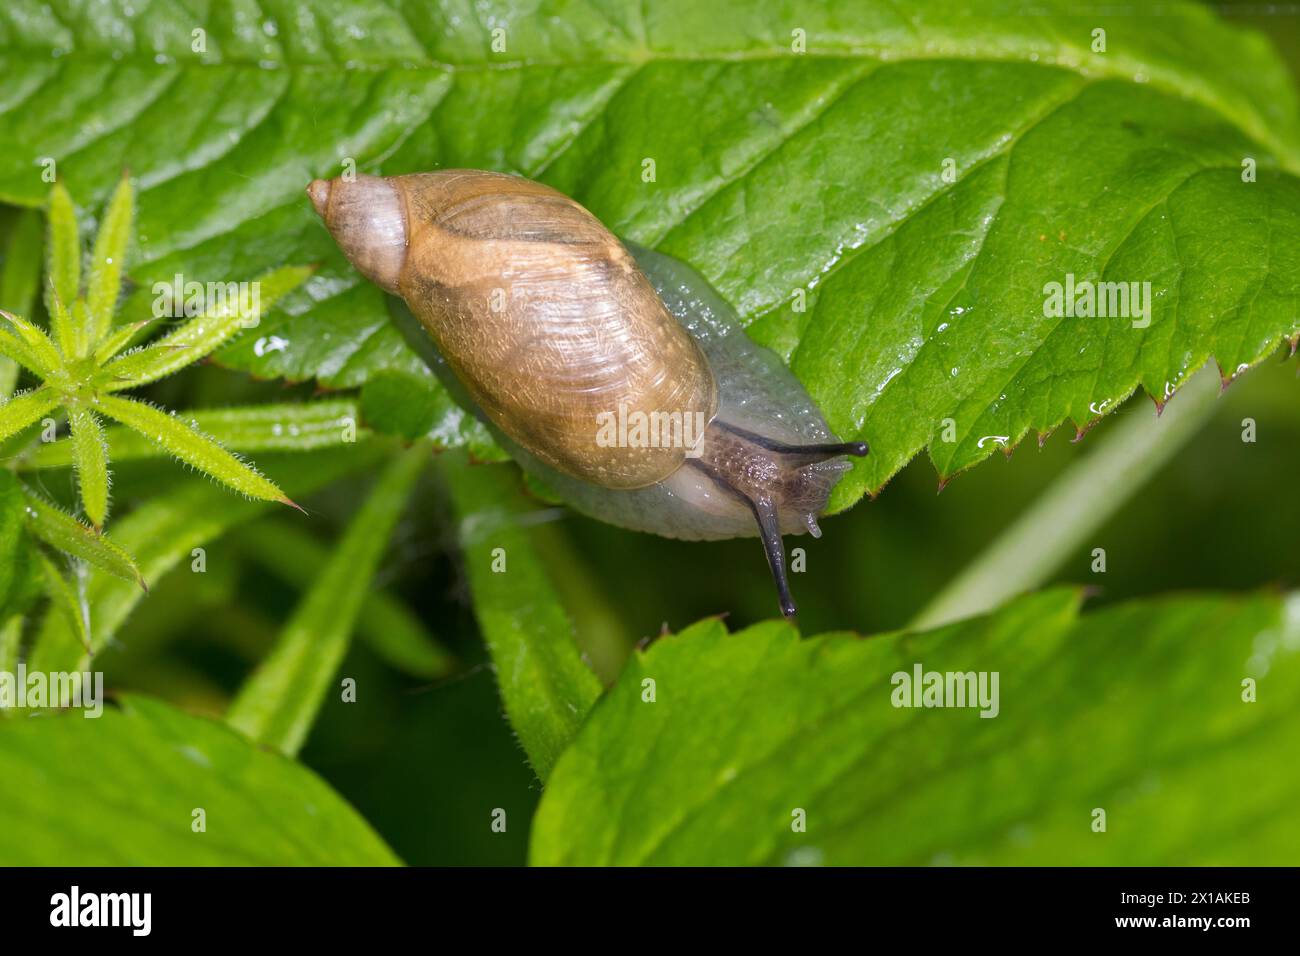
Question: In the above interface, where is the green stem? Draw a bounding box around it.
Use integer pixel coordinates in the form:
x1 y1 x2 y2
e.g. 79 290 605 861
911 362 1222 630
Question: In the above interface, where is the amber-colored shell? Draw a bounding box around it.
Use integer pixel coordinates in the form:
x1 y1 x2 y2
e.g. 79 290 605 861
320 171 718 489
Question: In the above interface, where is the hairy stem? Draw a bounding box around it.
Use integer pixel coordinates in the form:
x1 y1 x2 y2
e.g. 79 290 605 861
911 362 1222 630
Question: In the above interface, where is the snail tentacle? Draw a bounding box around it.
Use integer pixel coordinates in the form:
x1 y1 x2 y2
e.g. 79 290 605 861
688 421 869 618
713 419 870 465
684 457 795 618
749 494 797 620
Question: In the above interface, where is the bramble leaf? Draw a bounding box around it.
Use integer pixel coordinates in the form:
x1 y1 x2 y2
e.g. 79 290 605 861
3 2 1296 508
533 589 1300 866
0 696 400 865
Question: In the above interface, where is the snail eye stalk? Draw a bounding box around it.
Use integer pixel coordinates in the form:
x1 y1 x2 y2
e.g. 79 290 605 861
748 493 798 619
686 430 868 620
714 419 870 464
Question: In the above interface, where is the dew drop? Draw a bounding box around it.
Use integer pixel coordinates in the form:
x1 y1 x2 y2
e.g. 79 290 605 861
253 335 289 356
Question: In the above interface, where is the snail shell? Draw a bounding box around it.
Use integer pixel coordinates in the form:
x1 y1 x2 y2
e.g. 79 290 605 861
308 170 867 617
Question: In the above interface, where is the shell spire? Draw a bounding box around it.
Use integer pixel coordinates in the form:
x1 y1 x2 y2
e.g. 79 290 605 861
307 175 408 294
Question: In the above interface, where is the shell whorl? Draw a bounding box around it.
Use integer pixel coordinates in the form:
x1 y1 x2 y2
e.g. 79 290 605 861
313 169 718 490
308 175 407 294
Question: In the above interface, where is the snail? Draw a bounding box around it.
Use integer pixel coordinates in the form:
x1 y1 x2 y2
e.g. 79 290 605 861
307 170 867 618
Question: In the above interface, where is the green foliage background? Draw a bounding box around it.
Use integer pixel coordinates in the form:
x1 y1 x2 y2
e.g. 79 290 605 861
0 0 1298 866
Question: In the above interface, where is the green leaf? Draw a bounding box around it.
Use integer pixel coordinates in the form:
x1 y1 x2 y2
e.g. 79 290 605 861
26 399 364 469
360 369 507 460
235 519 455 680
532 589 1300 865
0 309 62 380
0 471 28 613
0 615 20 678
218 283 431 390
0 695 400 865
0 326 47 382
0 208 43 395
28 443 390 672
91 318 149 365
3 2 1297 508
66 403 109 528
227 441 430 754
98 265 312 391
43 181 80 356
85 172 133 343
35 551 90 653
92 394 288 503
0 386 59 444
440 452 601 780
20 482 141 587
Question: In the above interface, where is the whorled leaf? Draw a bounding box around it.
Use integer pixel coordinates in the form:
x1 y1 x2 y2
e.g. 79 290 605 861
20 482 141 587
35 550 90 653
25 399 364 468
66 402 109 527
98 264 313 391
0 386 58 444
532 589 1300 865
1 1 1297 508
0 309 61 379
0 328 47 382
0 471 32 616
85 172 133 342
91 318 150 365
42 181 79 356
28 442 391 672
92 394 289 504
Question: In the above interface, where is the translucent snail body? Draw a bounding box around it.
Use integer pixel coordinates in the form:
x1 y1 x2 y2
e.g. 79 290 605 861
308 170 867 617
